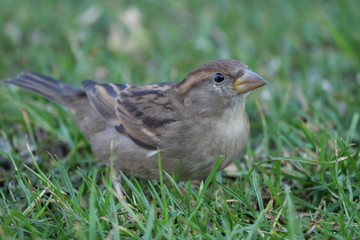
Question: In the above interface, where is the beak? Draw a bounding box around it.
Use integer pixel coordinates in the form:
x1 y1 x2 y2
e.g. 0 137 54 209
234 69 267 93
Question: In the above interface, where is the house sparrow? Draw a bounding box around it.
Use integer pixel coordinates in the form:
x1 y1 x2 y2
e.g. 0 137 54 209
5 59 267 181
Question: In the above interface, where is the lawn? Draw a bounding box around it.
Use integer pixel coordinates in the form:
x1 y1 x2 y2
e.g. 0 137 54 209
0 0 359 239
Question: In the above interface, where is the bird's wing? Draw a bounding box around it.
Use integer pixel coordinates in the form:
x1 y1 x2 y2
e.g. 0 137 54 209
82 80 178 150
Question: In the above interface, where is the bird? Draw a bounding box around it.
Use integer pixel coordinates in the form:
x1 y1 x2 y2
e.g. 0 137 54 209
4 59 267 182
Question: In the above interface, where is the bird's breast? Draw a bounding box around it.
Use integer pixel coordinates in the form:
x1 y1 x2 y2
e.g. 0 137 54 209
168 104 250 179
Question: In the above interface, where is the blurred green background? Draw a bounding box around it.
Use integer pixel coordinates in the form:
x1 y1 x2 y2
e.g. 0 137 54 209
0 0 359 239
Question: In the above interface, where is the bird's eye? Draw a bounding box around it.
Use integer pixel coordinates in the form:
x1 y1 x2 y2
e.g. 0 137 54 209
213 73 226 83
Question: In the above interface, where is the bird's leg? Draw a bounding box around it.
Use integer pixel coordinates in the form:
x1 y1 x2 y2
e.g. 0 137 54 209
113 174 135 221
179 181 198 207
113 174 125 201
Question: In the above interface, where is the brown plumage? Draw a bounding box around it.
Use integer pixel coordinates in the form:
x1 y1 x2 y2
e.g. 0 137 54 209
5 59 267 180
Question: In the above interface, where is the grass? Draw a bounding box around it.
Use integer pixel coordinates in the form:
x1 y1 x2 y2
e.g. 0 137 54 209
0 0 359 239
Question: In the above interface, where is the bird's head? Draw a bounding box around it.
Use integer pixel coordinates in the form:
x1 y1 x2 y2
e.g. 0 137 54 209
174 59 267 115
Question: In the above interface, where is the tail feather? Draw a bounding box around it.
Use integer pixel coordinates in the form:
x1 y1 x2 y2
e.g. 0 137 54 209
5 71 85 107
